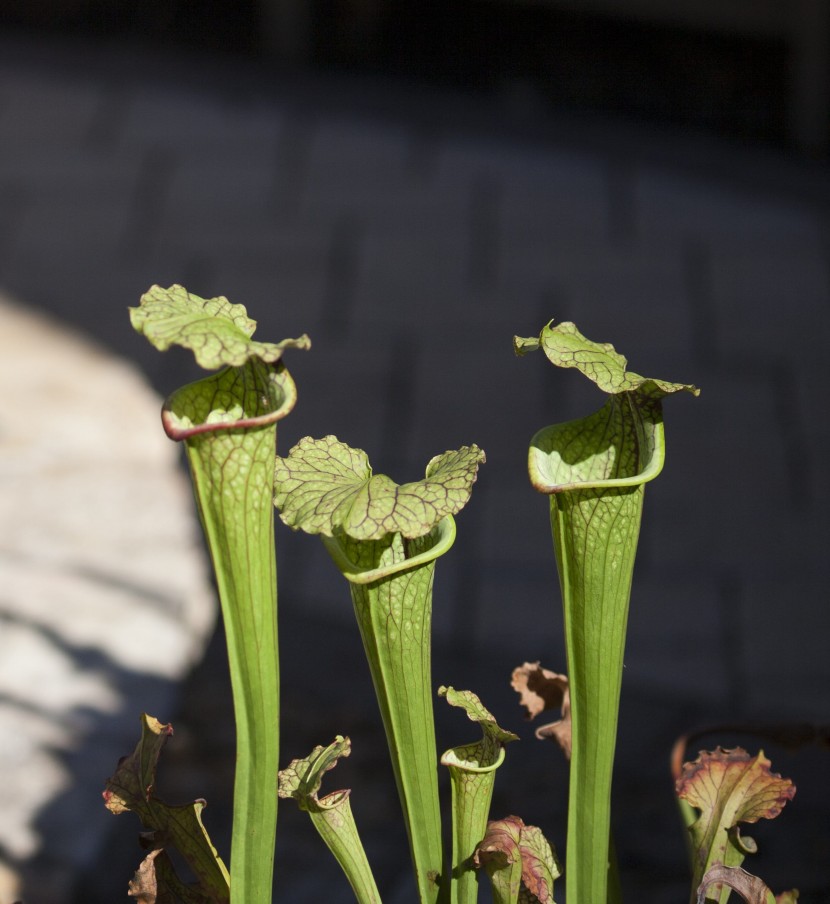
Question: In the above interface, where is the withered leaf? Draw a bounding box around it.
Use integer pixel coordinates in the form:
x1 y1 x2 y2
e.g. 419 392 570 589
510 662 571 759
103 715 229 904
128 848 160 904
127 848 210 904
697 864 798 904
104 715 172 815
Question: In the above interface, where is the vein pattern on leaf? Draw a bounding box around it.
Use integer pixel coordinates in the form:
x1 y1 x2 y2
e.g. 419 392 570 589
678 747 796 828
130 284 310 369
274 435 485 539
475 816 560 904
677 747 795 896
162 358 298 440
514 320 698 398
439 686 519 748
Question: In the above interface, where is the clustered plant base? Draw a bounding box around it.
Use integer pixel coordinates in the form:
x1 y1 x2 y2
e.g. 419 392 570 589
102 285 801 904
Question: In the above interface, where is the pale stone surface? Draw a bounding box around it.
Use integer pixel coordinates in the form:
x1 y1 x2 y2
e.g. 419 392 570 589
0 294 216 899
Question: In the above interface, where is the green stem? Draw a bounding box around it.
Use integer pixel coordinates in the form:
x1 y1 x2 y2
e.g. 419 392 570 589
484 859 522 904
185 431 278 903
322 519 456 904
551 481 643 904
445 743 505 904
279 736 383 904
307 791 383 904
273 440 483 904
166 361 296 904
438 686 517 904
516 320 697 904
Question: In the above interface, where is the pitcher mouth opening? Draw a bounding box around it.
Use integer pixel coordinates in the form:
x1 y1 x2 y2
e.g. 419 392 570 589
161 361 298 442
321 515 457 585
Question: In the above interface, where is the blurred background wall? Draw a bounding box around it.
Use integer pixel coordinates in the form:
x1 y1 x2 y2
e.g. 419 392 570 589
3 0 829 154
0 3 828 903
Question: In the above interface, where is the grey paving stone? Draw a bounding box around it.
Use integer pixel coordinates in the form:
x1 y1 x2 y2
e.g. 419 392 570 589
0 71 102 146
739 572 830 719
0 146 142 203
647 369 821 574
401 337 550 484
471 562 563 656
476 478 554 569
151 216 329 278
709 241 830 355
277 334 400 459
624 569 729 703
794 359 830 445
306 117 415 176
5 194 134 267
304 176 471 237
162 158 282 219
118 86 283 156
350 232 472 333
497 149 614 244
204 262 328 336
635 168 823 245
506 245 695 359
437 137 601 188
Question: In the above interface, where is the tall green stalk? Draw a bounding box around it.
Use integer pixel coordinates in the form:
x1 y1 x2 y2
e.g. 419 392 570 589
273 436 485 904
438 686 518 904
279 735 383 904
515 321 697 904
334 526 450 904
131 285 309 903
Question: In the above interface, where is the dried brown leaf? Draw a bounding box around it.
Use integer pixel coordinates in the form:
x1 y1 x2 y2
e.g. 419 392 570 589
128 849 161 903
511 662 571 759
104 715 172 815
697 864 797 904
103 715 229 903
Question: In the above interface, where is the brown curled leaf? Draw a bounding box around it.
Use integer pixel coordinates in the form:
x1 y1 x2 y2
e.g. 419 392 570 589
103 715 229 903
127 847 211 904
128 848 161 904
104 714 173 815
697 864 798 904
511 662 571 759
